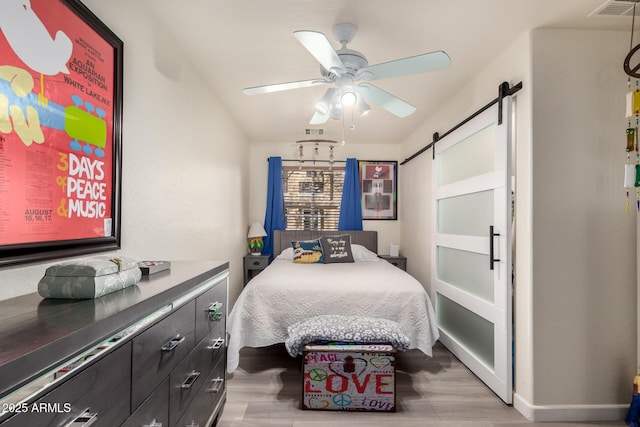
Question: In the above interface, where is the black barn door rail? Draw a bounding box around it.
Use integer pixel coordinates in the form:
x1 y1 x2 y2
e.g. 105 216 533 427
400 81 522 165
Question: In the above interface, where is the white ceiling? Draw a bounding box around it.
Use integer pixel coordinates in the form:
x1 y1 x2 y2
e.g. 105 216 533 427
145 0 635 145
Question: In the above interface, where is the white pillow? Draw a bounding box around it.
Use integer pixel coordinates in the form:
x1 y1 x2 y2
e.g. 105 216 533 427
276 247 294 260
351 244 380 262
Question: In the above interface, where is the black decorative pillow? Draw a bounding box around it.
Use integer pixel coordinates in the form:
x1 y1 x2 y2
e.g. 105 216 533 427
285 315 411 356
319 234 354 263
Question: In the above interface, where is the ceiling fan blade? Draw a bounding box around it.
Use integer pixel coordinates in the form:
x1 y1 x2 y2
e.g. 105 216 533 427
243 78 325 95
359 50 451 81
359 83 416 118
293 30 345 74
309 110 329 125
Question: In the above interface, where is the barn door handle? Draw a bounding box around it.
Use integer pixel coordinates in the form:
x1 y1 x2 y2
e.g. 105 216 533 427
489 226 500 270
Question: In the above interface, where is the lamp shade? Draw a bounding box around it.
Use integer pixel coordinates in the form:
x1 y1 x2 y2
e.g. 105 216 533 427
247 222 267 239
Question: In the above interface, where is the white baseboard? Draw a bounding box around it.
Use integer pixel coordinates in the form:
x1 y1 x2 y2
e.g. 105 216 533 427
513 393 628 422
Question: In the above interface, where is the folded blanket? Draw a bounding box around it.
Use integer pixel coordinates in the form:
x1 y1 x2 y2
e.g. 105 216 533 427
38 256 142 299
285 315 411 357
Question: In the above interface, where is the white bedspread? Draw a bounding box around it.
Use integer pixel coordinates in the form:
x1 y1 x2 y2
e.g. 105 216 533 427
227 258 439 372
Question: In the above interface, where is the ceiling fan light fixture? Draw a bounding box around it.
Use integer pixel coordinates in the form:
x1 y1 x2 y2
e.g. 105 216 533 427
341 90 357 106
357 98 372 116
315 88 336 114
315 100 329 115
330 102 343 120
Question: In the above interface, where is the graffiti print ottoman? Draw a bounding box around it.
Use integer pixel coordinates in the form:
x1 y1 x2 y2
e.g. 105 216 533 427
302 343 396 412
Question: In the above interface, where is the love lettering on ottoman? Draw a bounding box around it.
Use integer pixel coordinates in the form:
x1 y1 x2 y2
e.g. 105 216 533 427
302 343 396 412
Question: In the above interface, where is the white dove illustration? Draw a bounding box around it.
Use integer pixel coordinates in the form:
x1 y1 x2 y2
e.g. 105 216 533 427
0 0 72 76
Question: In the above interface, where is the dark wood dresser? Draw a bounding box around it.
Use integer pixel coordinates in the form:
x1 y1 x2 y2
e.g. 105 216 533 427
0 260 228 427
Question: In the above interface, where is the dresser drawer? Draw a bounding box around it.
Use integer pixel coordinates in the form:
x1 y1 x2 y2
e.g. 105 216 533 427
194 277 227 343
132 301 196 410
168 331 221 426
122 378 168 427
2 342 131 427
175 358 226 427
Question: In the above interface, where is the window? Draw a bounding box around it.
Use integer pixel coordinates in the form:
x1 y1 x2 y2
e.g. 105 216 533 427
282 166 345 230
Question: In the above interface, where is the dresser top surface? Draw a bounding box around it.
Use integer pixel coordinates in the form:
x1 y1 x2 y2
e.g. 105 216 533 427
0 260 228 397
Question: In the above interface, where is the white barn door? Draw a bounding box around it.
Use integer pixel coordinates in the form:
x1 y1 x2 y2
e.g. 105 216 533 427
431 98 513 403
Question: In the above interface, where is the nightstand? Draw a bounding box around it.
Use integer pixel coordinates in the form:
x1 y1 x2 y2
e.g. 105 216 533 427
243 254 270 285
379 255 407 271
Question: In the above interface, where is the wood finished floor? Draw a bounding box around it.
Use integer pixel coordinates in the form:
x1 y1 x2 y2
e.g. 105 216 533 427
218 342 623 427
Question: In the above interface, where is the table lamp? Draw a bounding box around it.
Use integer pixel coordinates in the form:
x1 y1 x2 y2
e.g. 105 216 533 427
247 222 267 255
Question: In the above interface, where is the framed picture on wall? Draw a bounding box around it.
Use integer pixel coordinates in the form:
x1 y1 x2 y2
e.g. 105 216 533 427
358 160 398 220
0 0 123 267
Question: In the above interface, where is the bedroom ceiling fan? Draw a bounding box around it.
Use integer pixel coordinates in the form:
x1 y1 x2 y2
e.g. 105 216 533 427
243 23 451 125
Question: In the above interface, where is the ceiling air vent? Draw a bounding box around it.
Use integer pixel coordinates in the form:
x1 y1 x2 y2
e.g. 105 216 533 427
305 129 324 135
590 0 640 17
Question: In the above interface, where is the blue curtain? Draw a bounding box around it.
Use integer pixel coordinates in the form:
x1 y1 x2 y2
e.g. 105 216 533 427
338 158 363 230
263 156 286 257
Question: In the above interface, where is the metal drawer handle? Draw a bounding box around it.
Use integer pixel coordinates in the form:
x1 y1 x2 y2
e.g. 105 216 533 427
206 377 224 394
161 334 185 352
65 409 98 426
205 302 223 321
143 420 162 427
206 337 225 351
181 370 201 390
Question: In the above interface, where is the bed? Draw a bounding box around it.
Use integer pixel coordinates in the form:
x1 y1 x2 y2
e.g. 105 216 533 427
226 230 439 373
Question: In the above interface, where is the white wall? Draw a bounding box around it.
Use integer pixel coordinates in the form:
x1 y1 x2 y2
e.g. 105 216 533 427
400 27 637 419
248 141 402 254
0 0 250 306
530 29 636 409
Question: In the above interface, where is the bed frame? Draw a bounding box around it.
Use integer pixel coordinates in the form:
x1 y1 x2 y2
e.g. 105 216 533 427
272 230 378 256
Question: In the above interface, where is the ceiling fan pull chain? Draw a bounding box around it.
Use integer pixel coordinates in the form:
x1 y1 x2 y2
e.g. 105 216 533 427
350 105 356 130
341 112 346 146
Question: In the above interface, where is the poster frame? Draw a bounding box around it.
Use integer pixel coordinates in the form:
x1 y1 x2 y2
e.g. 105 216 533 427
358 160 398 221
0 0 123 267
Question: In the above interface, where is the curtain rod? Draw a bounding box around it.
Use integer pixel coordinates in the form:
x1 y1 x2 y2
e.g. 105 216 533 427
400 81 523 165
267 159 346 164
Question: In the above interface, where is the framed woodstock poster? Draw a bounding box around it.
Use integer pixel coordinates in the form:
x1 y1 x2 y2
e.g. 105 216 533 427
0 0 123 266
358 160 397 220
